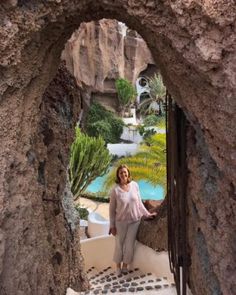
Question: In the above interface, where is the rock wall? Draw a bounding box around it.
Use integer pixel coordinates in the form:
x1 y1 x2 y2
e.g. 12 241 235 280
38 63 88 292
62 19 154 92
138 199 168 252
0 1 235 295
0 62 89 294
186 123 236 295
62 19 155 112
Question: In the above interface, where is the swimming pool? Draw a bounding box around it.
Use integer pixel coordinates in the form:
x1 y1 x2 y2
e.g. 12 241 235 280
86 173 164 200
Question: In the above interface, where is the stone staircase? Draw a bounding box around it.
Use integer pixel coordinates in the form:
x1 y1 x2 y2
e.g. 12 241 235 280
76 266 177 294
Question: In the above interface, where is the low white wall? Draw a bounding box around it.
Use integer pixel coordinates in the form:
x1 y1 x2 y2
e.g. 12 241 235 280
120 126 143 144
107 143 138 156
122 108 137 125
81 235 115 270
81 235 174 282
132 242 174 282
87 212 110 238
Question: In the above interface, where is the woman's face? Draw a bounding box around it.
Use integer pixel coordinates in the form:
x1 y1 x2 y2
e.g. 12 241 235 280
118 168 129 184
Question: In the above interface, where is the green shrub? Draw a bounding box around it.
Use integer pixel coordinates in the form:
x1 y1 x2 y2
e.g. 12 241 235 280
75 205 89 220
143 114 160 126
137 124 157 140
80 192 110 203
137 125 145 136
109 118 124 141
85 102 124 143
86 120 113 143
85 102 108 123
115 78 137 108
143 128 157 139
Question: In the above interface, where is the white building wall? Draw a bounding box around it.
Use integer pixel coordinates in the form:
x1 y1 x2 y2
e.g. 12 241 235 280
136 76 150 104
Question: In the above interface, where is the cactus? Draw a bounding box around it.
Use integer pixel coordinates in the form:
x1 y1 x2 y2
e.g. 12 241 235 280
69 128 112 200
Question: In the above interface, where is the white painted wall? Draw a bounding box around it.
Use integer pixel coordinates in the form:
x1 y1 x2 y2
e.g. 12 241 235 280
80 235 174 282
122 108 137 125
120 126 143 144
87 212 110 238
136 76 150 104
107 143 139 157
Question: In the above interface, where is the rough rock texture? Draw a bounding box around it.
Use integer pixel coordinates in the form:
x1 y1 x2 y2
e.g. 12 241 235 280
0 1 236 295
62 19 154 92
138 199 167 252
0 63 89 294
62 19 154 112
143 199 163 212
37 63 88 292
186 123 236 295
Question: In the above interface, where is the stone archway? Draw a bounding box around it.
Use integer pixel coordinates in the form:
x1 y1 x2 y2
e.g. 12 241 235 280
0 1 235 295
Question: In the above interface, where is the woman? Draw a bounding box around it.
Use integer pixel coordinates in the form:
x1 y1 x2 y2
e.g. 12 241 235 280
109 164 156 275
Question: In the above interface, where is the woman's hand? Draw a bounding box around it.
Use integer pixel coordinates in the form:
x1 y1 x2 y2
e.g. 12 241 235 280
109 227 117 236
144 212 157 220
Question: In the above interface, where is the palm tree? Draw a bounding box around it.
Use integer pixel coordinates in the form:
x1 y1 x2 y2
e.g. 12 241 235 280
138 74 166 115
103 133 166 192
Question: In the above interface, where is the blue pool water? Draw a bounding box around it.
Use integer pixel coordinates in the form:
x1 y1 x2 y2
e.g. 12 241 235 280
86 174 164 200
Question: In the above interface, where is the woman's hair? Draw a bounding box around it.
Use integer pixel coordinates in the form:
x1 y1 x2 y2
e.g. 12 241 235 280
115 164 132 184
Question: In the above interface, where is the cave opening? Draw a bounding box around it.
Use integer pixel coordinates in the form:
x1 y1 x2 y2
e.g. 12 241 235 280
42 16 195 295
0 2 235 295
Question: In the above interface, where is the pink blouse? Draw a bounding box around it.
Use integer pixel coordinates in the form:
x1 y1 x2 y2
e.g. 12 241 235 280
109 181 151 227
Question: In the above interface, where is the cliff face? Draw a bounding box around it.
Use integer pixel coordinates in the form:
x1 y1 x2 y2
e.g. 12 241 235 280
0 1 236 295
62 19 154 111
63 19 154 91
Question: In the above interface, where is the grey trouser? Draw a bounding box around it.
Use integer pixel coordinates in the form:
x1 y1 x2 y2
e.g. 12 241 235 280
113 220 140 264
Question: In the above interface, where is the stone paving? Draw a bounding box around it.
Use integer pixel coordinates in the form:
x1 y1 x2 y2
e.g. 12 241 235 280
75 199 177 294
68 266 177 295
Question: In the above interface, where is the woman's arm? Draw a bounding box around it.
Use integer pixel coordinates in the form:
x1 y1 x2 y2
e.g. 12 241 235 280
135 182 153 217
109 188 117 235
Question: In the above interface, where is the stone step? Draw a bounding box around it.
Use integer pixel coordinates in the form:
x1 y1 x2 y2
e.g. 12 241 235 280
71 266 177 295
87 266 112 280
89 267 142 285
86 266 98 279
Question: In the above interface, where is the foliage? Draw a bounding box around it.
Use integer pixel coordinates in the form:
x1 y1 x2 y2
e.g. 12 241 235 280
85 102 124 143
137 115 166 139
80 192 110 203
75 205 89 220
155 115 166 129
148 74 166 100
138 74 166 115
115 78 137 109
69 127 112 200
143 114 160 126
86 120 112 143
143 114 166 129
138 127 157 140
104 133 166 191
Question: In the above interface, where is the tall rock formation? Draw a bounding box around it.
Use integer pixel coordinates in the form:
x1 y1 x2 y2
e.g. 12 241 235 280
62 19 155 111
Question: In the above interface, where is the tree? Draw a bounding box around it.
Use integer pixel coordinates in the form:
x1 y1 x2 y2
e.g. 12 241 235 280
69 128 112 200
104 133 166 191
138 74 166 115
115 78 137 114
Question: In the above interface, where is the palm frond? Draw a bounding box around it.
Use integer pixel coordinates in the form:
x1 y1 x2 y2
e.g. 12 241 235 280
103 133 166 192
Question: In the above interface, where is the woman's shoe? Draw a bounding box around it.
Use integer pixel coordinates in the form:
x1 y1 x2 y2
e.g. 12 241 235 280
116 268 121 276
121 267 128 274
